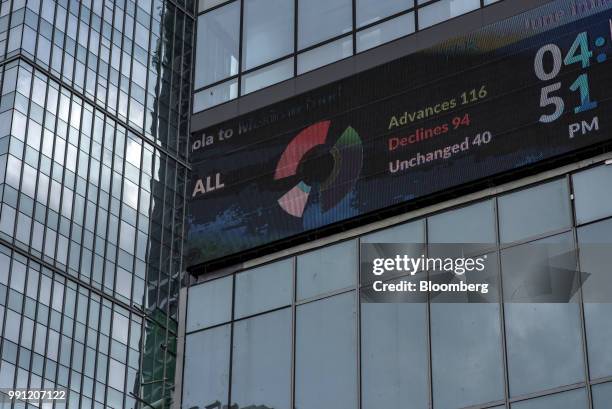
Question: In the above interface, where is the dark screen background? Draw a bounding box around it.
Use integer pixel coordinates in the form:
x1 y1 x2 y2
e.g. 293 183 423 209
186 0 612 268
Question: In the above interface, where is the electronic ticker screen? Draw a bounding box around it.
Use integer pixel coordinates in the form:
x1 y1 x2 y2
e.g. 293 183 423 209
186 0 612 268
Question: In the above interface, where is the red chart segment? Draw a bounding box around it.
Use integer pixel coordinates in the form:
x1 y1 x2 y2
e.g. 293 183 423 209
274 120 331 180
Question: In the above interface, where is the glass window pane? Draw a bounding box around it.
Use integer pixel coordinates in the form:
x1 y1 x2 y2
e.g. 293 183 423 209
193 79 238 113
298 0 352 49
199 0 231 12
419 0 480 29
431 304 504 408
243 0 294 70
593 382 612 408
429 200 496 244
183 325 231 409
241 58 294 95
187 276 233 332
195 4 240 89
360 220 425 284
357 0 413 28
578 218 612 379
234 259 293 318
297 240 356 300
511 388 587 409
297 36 353 74
498 179 571 244
502 233 585 396
231 309 291 409
357 13 415 53
295 292 357 409
361 219 424 243
572 165 612 224
361 303 428 409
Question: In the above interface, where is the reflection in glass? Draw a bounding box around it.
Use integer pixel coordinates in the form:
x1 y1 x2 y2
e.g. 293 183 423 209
429 200 496 244
193 79 238 113
356 0 413 27
234 259 292 318
243 0 294 70
183 325 231 409
511 388 587 409
360 220 425 284
298 0 352 49
578 218 612 379
361 303 428 409
231 309 292 409
592 382 612 408
298 36 353 74
187 276 232 332
419 0 480 29
431 304 504 408
241 58 294 95
498 179 571 244
502 233 584 396
572 165 612 224
295 292 357 409
195 4 240 88
357 13 415 53
297 240 356 300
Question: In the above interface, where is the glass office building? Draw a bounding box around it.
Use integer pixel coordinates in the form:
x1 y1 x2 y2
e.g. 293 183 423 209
0 0 193 408
182 0 612 408
182 162 612 409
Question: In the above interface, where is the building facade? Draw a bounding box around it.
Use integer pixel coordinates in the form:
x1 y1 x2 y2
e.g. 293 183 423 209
0 0 194 408
182 0 612 409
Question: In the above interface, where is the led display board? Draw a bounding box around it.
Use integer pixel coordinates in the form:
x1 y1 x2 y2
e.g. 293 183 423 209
186 0 612 268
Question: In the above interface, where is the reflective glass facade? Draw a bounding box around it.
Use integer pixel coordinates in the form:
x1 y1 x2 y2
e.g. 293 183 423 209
0 0 193 408
192 0 502 112
183 162 612 409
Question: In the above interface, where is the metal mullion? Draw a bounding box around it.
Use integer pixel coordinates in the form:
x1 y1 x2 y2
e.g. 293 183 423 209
494 197 511 409
89 290 104 409
355 7 417 33
240 52 295 76
122 1 136 127
2 253 25 396
104 1 119 117
90 0 106 107
498 227 575 251
197 0 240 16
567 173 595 409
590 376 612 386
227 274 236 407
237 0 244 96
290 255 296 409
355 238 362 409
230 303 293 324
75 279 92 407
22 4 52 261
293 285 358 307
192 73 239 94
507 382 587 404
104 303 116 409
351 0 356 55
297 31 353 55
293 0 298 76
425 218 433 409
